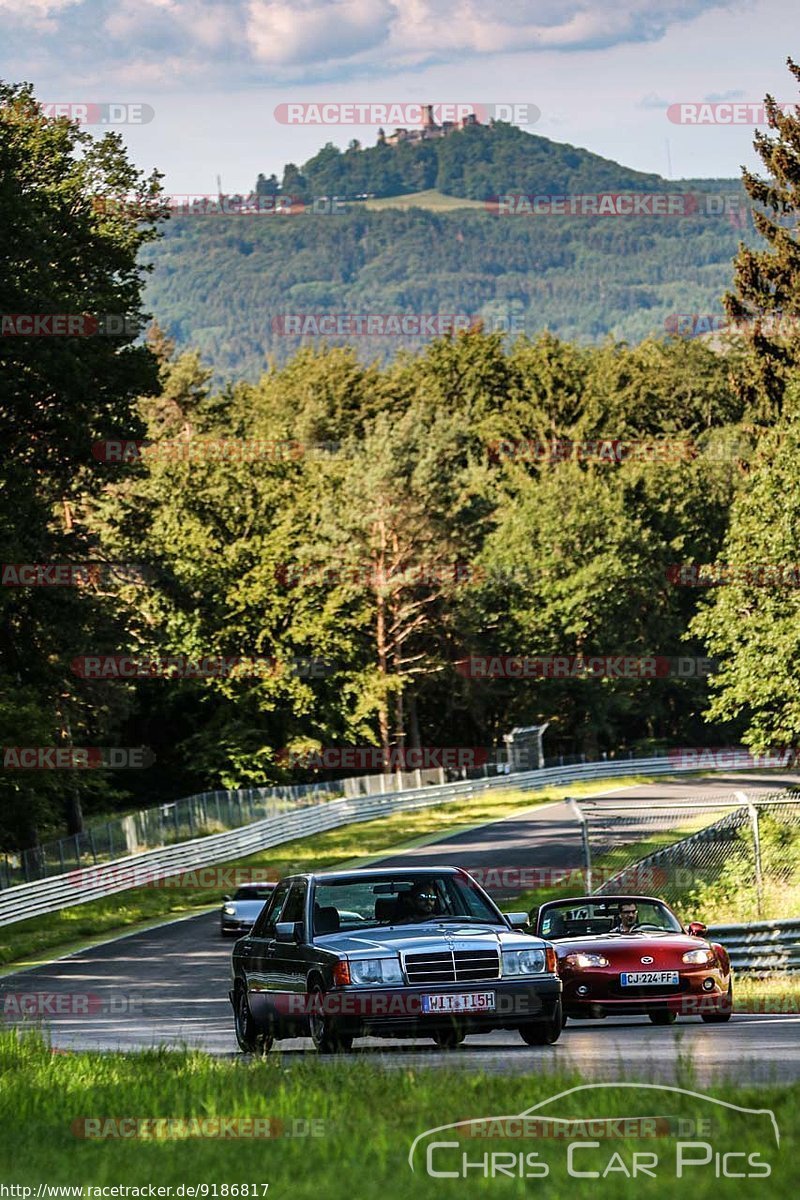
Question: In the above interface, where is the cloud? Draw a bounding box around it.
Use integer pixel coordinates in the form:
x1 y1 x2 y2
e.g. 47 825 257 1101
246 0 392 66
639 92 672 109
703 88 746 101
0 0 741 82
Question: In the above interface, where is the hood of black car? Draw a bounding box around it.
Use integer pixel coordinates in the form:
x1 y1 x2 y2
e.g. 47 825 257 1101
315 922 527 955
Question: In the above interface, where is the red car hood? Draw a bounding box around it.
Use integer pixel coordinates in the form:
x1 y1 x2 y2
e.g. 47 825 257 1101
553 931 718 965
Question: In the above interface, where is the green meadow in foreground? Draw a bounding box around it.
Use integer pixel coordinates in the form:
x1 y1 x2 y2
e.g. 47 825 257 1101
0 1031 795 1199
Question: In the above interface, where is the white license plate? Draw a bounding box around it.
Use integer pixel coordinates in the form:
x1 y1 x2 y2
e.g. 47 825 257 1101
421 991 496 1013
620 971 679 986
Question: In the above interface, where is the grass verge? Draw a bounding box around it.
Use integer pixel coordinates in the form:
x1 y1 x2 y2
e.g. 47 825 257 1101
0 776 652 971
0 1029 795 1197
362 188 486 211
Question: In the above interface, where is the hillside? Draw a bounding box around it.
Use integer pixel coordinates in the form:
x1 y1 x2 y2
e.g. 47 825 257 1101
268 121 670 203
141 202 754 379
139 126 752 379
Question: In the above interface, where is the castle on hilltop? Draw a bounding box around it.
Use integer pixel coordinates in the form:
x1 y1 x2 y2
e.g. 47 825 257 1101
380 105 480 147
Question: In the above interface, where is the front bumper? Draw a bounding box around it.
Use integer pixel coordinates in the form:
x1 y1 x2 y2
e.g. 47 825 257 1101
562 966 730 1018
249 977 562 1038
221 918 253 935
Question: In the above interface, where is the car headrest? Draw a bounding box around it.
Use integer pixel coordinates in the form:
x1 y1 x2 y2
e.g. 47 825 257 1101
314 905 340 934
375 896 397 922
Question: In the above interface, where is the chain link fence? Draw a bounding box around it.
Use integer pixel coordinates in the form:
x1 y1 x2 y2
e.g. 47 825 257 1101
0 759 526 890
576 788 800 919
0 742 685 891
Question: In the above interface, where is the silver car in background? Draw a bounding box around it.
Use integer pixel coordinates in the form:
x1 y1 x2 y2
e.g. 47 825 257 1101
220 883 276 937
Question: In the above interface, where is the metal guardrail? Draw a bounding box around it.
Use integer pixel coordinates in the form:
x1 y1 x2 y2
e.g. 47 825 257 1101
0 753 738 928
707 919 800 973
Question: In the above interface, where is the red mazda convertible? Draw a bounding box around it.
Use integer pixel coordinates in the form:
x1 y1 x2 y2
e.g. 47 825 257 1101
533 895 732 1024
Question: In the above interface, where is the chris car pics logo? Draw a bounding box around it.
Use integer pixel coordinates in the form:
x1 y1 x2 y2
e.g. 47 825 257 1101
409 1083 778 1180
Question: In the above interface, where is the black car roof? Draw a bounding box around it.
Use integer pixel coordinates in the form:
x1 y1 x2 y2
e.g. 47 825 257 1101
538 895 672 907
281 866 467 884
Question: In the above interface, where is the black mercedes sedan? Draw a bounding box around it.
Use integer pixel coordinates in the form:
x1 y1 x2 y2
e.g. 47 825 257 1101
229 866 562 1053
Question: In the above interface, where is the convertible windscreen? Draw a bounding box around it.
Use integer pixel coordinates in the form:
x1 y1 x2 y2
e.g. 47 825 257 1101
540 900 682 938
312 873 500 933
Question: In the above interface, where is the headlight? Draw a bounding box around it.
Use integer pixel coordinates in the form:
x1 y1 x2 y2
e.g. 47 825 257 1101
348 957 404 985
222 906 236 916
682 948 715 965
502 948 547 975
564 952 609 968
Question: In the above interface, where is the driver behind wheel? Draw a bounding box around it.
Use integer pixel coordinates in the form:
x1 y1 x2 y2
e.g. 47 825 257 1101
610 901 640 933
400 881 440 920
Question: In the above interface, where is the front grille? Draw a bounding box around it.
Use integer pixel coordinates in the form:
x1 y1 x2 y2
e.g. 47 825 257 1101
404 949 500 985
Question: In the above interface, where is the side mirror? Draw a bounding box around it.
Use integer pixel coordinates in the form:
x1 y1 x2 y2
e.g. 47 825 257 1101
504 912 529 929
687 921 707 937
222 895 232 902
275 921 302 943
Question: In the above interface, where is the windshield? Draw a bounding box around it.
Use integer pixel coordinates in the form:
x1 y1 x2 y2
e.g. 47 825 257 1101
312 873 501 934
233 886 275 901
539 899 682 939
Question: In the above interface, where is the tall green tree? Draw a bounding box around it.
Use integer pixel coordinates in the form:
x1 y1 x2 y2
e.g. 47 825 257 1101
0 81 165 846
691 382 800 752
725 58 800 419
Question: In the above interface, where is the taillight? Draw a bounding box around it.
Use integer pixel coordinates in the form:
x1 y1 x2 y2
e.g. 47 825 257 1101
545 945 558 974
332 960 351 986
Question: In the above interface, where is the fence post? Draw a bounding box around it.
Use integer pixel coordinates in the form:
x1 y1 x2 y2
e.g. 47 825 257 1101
566 796 592 892
737 791 763 918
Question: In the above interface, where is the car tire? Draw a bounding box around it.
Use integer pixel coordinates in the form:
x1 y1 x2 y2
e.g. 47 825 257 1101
233 984 273 1055
432 1027 465 1049
649 1010 678 1025
519 1000 563 1045
309 984 354 1054
702 982 733 1023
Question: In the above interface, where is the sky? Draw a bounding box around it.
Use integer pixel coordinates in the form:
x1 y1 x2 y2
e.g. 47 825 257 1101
1 0 798 193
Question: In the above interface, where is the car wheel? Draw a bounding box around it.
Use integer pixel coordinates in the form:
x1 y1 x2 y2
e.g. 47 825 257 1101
702 982 733 1023
309 984 353 1054
649 1010 678 1025
233 984 273 1055
519 1000 563 1045
432 1027 465 1049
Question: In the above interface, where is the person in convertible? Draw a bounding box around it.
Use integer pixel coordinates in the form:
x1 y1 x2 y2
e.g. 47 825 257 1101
609 901 641 933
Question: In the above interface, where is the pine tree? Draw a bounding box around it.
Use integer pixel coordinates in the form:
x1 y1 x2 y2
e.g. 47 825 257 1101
724 58 800 420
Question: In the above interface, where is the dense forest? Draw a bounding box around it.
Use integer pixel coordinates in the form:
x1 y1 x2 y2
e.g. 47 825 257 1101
141 206 755 378
142 120 752 378
3 73 800 854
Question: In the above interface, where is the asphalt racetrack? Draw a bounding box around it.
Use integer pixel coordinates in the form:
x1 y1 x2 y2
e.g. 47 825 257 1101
3 772 800 1084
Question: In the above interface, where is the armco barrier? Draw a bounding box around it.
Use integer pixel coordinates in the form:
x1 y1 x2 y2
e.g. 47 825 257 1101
708 919 800 973
0 754 786 928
